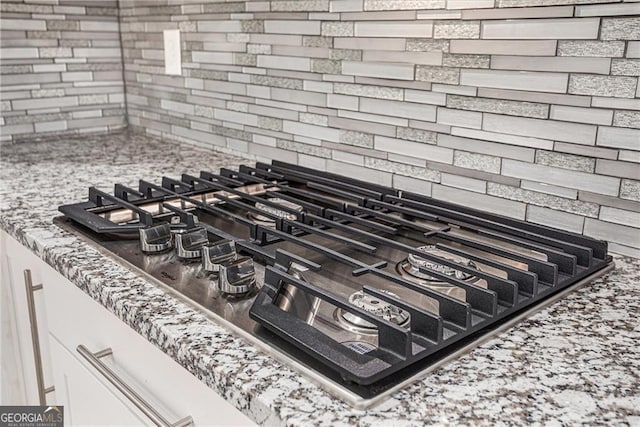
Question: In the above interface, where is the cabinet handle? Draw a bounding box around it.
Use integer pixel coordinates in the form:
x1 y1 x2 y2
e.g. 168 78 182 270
23 269 55 405
76 345 193 427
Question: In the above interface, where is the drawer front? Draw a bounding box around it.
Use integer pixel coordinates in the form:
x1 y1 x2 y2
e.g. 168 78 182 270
48 335 147 427
42 261 254 426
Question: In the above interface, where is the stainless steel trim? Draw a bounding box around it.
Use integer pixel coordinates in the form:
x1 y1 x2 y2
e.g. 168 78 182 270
23 269 54 405
76 345 193 427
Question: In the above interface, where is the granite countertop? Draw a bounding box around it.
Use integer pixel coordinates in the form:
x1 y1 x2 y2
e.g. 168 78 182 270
1 131 638 426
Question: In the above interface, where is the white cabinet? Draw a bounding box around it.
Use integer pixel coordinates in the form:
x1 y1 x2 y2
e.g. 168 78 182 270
0 231 55 405
1 230 256 426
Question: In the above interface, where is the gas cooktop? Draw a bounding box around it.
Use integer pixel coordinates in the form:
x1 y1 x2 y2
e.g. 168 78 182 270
56 161 614 408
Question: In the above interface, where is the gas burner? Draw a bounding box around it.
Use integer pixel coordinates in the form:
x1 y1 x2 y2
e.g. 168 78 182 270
397 245 479 286
249 198 303 225
335 290 410 335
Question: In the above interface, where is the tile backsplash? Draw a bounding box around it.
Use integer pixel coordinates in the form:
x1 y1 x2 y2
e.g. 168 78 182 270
2 0 639 256
0 0 126 141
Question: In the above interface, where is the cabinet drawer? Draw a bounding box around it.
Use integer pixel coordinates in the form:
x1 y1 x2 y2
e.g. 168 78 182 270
48 335 148 426
42 262 254 426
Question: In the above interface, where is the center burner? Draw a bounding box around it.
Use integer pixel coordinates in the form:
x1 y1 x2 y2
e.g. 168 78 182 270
336 290 410 335
397 244 479 286
249 197 304 225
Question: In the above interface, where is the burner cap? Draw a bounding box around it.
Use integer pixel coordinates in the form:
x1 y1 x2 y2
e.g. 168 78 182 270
336 290 410 335
398 245 478 285
250 198 304 224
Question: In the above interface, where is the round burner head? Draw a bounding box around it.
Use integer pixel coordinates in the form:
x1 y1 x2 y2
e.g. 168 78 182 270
336 290 410 335
398 245 478 285
249 198 304 225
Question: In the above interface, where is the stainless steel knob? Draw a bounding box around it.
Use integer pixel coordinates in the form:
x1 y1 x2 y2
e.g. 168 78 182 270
202 240 237 272
174 227 208 260
139 223 172 254
218 257 256 295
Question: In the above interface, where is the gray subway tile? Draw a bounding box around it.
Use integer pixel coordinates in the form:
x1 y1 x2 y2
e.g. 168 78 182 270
580 189 640 212
450 39 556 55
415 65 459 84
406 39 450 52
596 159 640 180
364 0 445 11
601 17 640 41
536 150 595 173
271 1 329 11
484 114 596 146
354 21 433 37
335 37 406 51
482 18 600 40
432 184 527 220
491 56 611 74
374 135 453 163
520 181 577 199
569 74 638 98
599 206 640 228
550 105 613 126
438 134 535 162
360 97 437 121
558 40 625 57
446 95 548 119
596 126 640 151
433 20 479 39
462 5 573 20
362 50 442 65
611 59 640 77
327 159 393 186
442 54 490 69
453 151 501 174
437 107 481 129
614 111 640 129
487 182 599 218
441 173 486 193
393 174 433 195
502 159 620 196
477 88 590 108
584 218 639 249
342 61 415 80
452 127 554 150
264 20 320 35
620 180 640 202
334 82 403 100
365 157 441 182
460 69 568 93
397 127 437 143
526 205 584 234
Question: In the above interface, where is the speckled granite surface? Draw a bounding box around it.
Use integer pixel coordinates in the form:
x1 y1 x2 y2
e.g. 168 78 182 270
1 131 638 426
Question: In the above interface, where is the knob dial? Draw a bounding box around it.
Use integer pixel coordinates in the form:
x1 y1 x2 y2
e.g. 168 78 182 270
174 227 208 260
202 240 237 272
218 257 256 295
139 223 172 254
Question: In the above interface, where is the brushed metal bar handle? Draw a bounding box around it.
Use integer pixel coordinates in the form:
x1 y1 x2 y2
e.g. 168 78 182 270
76 345 193 427
23 269 55 405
